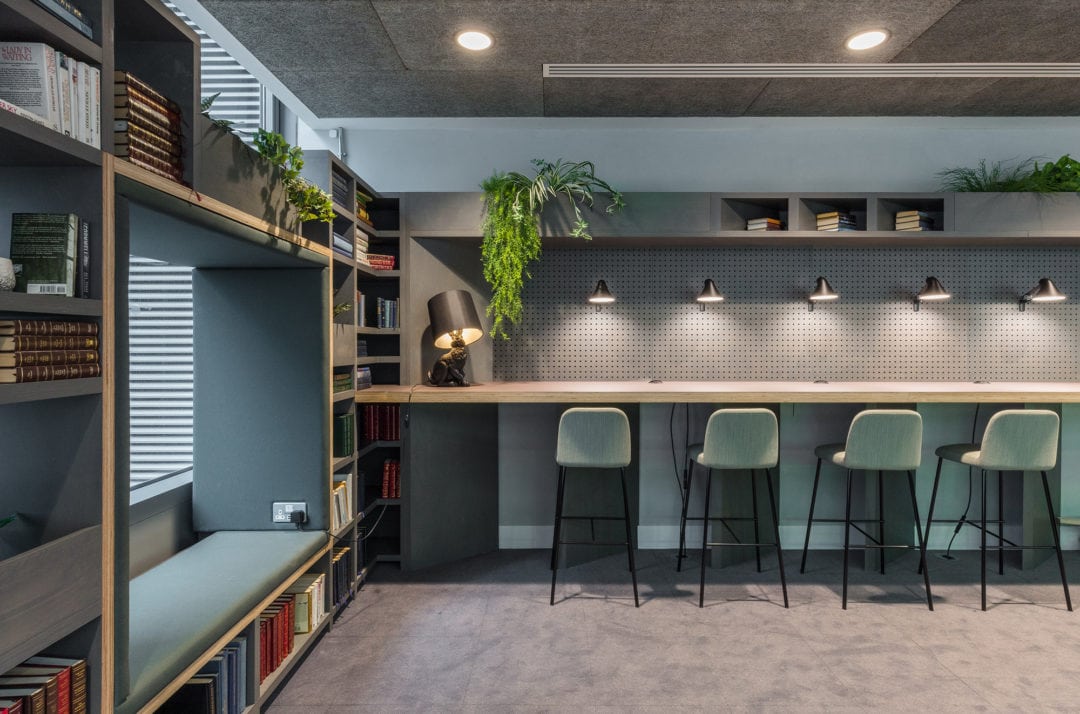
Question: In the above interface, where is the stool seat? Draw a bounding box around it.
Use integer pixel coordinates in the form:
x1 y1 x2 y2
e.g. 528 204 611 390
935 443 981 465
687 442 703 463
813 443 846 465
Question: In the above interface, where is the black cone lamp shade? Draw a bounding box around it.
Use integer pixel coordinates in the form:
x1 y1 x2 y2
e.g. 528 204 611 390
588 280 615 308
808 276 838 310
696 279 725 309
427 290 483 387
915 276 950 310
1020 277 1067 310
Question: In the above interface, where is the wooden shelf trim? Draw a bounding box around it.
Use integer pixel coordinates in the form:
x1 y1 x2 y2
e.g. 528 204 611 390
356 356 400 366
333 389 356 403
331 453 357 471
356 327 400 335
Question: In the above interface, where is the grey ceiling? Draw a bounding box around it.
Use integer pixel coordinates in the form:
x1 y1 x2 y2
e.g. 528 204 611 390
199 0 1080 117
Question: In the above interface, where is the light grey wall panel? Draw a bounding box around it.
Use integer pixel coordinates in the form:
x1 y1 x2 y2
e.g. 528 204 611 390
494 247 1080 381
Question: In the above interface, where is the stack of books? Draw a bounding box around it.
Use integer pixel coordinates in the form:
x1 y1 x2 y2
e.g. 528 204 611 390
332 231 352 258
114 71 183 183
746 217 783 231
331 547 351 606
356 339 368 357
257 596 295 684
333 412 355 457
381 458 401 499
0 655 87 714
355 190 372 223
0 320 100 384
367 253 396 271
375 297 398 329
355 366 372 390
816 211 857 232
0 41 100 147
330 171 350 208
332 372 352 393
330 477 353 532
286 574 326 634
362 404 399 441
10 212 91 298
355 230 369 266
895 210 935 231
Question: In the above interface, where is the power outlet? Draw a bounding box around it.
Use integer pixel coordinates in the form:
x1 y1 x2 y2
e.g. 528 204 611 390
272 501 307 523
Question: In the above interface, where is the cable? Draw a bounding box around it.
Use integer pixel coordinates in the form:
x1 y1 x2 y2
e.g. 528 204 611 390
669 403 683 496
942 403 981 559
359 504 391 541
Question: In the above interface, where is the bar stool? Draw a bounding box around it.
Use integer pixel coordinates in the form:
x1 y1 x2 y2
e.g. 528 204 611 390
695 408 787 608
550 407 639 607
925 409 1071 611
800 409 933 610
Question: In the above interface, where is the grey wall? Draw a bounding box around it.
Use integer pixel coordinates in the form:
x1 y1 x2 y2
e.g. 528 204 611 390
314 117 1080 193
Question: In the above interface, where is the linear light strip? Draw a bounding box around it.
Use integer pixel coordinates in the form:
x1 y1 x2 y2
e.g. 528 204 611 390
543 63 1080 78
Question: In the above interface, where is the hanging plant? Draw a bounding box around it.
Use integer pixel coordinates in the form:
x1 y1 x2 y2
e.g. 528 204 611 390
251 129 336 223
481 159 625 339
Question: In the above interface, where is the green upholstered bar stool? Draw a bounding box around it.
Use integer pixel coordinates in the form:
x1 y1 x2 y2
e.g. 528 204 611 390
695 409 787 608
925 409 1071 611
550 407 639 607
800 409 933 610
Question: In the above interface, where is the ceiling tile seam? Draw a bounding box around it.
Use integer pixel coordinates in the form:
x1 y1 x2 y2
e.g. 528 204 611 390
369 0 409 71
886 0 965 62
740 78 776 116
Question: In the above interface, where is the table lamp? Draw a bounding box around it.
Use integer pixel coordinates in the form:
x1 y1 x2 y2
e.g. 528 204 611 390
427 289 483 387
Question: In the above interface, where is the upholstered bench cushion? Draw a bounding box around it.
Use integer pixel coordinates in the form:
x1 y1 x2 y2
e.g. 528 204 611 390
120 530 327 713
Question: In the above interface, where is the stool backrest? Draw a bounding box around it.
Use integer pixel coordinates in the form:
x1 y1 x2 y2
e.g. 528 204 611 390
979 409 1059 471
844 409 922 471
556 407 632 468
699 408 778 469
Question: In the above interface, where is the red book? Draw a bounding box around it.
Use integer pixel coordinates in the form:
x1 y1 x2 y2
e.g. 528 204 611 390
0 698 24 714
394 461 401 499
381 459 390 498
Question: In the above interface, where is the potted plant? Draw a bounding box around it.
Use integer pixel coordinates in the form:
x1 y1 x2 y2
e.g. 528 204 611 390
481 159 624 339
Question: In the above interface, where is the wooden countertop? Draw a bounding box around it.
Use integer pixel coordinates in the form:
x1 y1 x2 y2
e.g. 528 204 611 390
355 381 1080 404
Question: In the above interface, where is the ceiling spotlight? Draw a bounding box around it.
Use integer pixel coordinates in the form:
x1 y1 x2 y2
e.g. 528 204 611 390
1020 278 1067 311
914 276 950 311
588 280 615 310
808 276 839 311
456 30 493 51
696 279 725 310
845 30 889 51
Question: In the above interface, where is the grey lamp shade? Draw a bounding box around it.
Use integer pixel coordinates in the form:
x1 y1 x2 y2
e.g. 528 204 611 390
428 289 483 348
696 279 725 303
1026 278 1067 302
809 276 839 301
588 279 616 304
917 276 951 301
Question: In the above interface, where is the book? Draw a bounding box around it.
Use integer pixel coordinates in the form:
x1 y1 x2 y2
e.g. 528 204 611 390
114 100 180 134
30 0 93 39
75 218 90 299
220 638 247 713
114 128 182 157
815 211 849 220
120 145 184 180
895 218 934 229
21 658 83 714
113 118 179 145
0 320 97 337
5 668 67 714
0 43 60 131
55 53 72 137
0 335 98 351
77 61 91 144
67 57 79 143
0 688 43 714
114 72 182 114
0 698 24 714
895 209 932 220
121 155 184 184
0 677 57 714
10 213 78 296
0 97 49 127
114 93 182 127
196 656 228 714
0 350 98 367
816 226 859 232
0 363 100 383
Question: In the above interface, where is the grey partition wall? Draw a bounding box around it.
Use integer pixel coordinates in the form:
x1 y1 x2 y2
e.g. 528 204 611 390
192 268 329 531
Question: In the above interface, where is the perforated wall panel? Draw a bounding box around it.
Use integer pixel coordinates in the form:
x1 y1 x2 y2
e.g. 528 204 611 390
493 247 1080 381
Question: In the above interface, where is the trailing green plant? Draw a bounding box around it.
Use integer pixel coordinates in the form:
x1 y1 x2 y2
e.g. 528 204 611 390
481 159 625 339
251 129 335 223
200 93 238 133
936 154 1080 193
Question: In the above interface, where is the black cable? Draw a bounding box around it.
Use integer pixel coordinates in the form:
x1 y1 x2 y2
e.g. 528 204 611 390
359 504 390 541
943 403 981 559
670 403 683 496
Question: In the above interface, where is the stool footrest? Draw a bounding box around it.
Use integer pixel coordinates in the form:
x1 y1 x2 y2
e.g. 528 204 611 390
558 540 630 547
705 541 779 548
982 545 1059 551
847 544 918 550
808 517 885 523
560 515 625 521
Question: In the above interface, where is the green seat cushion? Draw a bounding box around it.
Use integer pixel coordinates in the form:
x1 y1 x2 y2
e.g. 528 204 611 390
935 443 982 466
814 443 846 465
120 530 327 714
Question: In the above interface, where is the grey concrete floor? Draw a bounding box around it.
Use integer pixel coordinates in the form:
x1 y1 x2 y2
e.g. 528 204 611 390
268 548 1080 712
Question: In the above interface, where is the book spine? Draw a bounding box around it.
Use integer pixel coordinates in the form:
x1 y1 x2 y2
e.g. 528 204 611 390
114 139 183 167
4 350 98 366
78 61 91 145
0 98 49 127
114 90 182 127
65 213 76 297
381 460 390 498
115 127 181 157
3 335 98 349
89 65 99 147
113 118 178 145
113 101 180 134
55 53 72 136
68 57 79 143
113 72 182 114
32 0 93 38
7 363 100 382
76 219 89 298
5 320 98 336
122 153 183 182
44 45 59 132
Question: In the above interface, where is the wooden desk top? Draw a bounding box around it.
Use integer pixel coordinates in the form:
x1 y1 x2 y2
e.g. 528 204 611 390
355 381 1080 404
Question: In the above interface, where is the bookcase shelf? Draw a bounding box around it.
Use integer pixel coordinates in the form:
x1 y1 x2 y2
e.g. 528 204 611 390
357 355 401 366
357 440 401 458
333 389 356 403
0 376 102 404
0 108 103 167
0 0 104 62
356 326 400 335
0 292 103 315
356 264 400 279
332 453 357 471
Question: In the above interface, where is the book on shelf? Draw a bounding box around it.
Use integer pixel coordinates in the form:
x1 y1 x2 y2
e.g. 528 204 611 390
0 42 60 132
0 97 49 128
356 366 372 390
380 458 401 499
22 657 85 714
0 349 98 367
332 232 353 256
332 547 351 606
114 72 184 183
76 218 89 298
114 123 181 157
258 596 295 683
356 339 368 357
895 209 932 220
30 0 93 39
10 213 79 297
333 372 353 393
0 320 97 337
2 668 67 714
158 677 215 714
746 217 783 231
0 677 56 714
0 335 97 350
286 573 326 634
0 687 43 714
895 218 935 230
0 698 24 714
356 291 366 327
366 253 396 270
0 363 100 383
333 412 355 457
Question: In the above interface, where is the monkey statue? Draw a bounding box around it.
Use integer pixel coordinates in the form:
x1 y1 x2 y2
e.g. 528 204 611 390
428 332 470 387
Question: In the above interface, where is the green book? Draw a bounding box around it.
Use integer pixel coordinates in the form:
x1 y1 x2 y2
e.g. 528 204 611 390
10 213 78 297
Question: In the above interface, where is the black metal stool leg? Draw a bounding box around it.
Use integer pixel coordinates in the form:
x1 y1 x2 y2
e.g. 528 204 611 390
751 469 762 573
919 457 943 576
842 469 853 610
907 470 934 611
764 467 788 608
550 466 568 606
981 469 988 611
998 470 1005 575
1041 470 1073 612
878 470 885 575
699 468 714 608
676 459 695 572
619 467 639 607
800 458 823 574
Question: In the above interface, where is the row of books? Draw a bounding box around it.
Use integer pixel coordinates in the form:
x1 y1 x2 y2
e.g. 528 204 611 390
0 319 99 384
380 458 401 499
160 637 246 714
287 573 326 634
356 292 400 329
330 171 350 208
0 42 100 147
0 655 87 714
356 231 370 265
895 209 936 231
356 338 368 357
258 595 295 683
8 213 91 298
355 190 372 224
362 404 400 442
746 217 783 231
356 366 372 390
816 210 857 232
331 474 354 532
332 547 351 607
333 411 355 458
32 0 93 39
114 71 184 184
333 371 353 393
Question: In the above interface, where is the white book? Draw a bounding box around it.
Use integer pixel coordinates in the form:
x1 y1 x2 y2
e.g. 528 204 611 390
88 64 100 147
68 57 81 142
56 52 72 136
0 97 49 126
78 61 90 144
0 42 60 131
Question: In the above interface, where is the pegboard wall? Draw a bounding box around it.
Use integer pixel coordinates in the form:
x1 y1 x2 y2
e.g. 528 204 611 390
492 247 1080 381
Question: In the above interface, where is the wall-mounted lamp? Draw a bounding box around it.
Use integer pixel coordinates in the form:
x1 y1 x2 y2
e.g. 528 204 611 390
696 279 725 310
1019 277 1067 311
914 276 950 311
808 276 839 311
588 280 615 311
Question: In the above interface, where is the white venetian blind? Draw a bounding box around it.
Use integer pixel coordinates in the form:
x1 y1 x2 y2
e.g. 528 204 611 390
128 256 194 486
164 0 265 141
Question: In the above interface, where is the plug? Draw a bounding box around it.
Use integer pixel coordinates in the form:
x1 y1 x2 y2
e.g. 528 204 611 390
289 510 307 529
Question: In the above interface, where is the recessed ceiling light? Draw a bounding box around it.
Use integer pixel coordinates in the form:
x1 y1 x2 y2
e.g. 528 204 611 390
457 31 493 51
845 30 889 51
